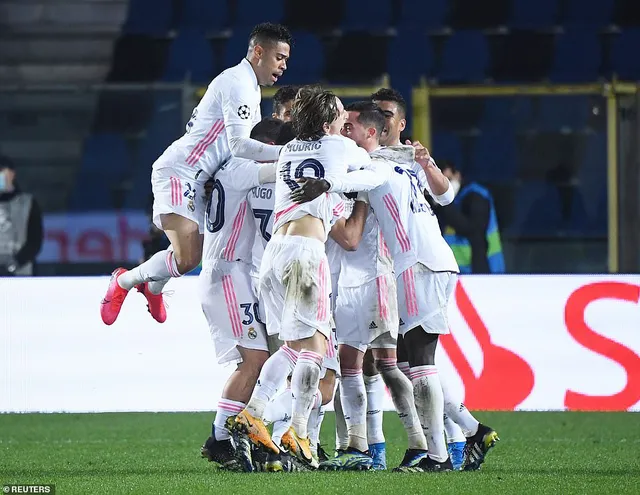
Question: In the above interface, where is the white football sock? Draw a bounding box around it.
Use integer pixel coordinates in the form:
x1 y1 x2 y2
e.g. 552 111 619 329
290 350 323 438
440 370 480 437
307 393 324 452
148 277 170 295
213 399 245 441
340 368 368 452
411 365 448 462
265 388 293 447
118 249 181 290
245 345 298 419
363 373 385 445
444 415 466 443
377 357 427 450
398 361 411 380
334 384 349 451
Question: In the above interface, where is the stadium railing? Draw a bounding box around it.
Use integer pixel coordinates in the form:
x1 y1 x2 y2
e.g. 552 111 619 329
412 80 640 274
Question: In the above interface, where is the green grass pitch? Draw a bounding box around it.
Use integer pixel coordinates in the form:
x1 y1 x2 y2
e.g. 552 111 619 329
1 412 639 494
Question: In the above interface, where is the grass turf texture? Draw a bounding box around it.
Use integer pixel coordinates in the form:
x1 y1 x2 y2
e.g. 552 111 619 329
1 412 639 494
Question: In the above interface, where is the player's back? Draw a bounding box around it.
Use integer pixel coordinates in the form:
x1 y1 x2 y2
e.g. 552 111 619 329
368 146 458 275
247 182 275 281
156 59 262 178
202 156 263 268
272 134 368 238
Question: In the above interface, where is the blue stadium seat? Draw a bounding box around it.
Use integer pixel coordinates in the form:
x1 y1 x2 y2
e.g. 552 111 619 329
342 0 392 30
223 31 250 68
551 28 602 82
162 29 215 83
277 32 324 84
432 132 463 169
611 28 640 79
123 0 173 35
510 0 558 28
178 0 229 31
398 0 449 29
565 0 614 25
235 0 284 26
388 30 433 83
537 96 591 130
71 134 130 210
439 31 489 82
470 132 517 182
575 131 607 234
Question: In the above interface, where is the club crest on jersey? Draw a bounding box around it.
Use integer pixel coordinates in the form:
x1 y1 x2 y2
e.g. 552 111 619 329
187 200 195 212
247 327 257 340
237 105 250 120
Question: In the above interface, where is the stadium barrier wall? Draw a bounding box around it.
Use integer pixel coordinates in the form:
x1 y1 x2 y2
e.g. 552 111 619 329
1 275 638 413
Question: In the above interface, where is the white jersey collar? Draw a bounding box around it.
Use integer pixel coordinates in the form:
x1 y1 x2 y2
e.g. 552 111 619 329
240 58 259 90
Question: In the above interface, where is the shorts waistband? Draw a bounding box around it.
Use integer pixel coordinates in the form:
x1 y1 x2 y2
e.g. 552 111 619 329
270 234 325 250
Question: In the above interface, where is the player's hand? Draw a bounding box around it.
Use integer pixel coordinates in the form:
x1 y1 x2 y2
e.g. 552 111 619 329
290 178 330 203
203 179 214 201
406 139 435 168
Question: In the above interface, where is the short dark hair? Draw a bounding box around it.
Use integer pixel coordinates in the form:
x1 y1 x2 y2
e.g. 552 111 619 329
277 122 295 145
371 88 407 118
249 23 293 50
272 85 300 115
345 101 386 139
250 118 286 144
291 86 339 141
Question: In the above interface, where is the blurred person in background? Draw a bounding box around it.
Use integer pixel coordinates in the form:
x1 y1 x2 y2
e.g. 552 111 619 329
0 155 43 276
435 161 505 274
271 85 299 122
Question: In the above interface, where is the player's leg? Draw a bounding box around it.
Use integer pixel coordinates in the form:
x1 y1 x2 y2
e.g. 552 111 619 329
100 168 205 324
396 335 411 380
395 265 455 473
280 330 327 464
372 343 428 468
313 368 337 457
439 368 499 471
363 350 386 469
199 265 270 469
444 414 466 470
333 384 349 453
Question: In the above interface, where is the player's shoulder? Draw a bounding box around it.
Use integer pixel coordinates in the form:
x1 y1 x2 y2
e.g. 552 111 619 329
211 60 257 91
218 157 256 175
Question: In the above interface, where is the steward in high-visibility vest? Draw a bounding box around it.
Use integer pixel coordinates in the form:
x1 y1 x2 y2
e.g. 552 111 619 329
436 163 505 274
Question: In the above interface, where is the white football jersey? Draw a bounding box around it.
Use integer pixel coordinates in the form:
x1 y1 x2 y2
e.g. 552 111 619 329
202 157 270 268
338 211 394 288
247 182 275 281
367 146 459 275
272 135 375 239
155 59 262 177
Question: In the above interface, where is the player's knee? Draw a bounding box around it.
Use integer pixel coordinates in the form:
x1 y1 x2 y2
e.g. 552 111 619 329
173 252 201 274
238 350 269 377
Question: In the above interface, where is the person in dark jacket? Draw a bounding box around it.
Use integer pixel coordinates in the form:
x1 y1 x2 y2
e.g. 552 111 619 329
0 156 43 275
434 161 505 274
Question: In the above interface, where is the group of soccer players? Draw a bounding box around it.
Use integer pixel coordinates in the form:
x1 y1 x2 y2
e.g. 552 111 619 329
100 22 499 473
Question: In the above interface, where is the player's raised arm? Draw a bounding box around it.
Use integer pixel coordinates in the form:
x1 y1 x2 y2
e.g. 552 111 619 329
409 140 454 205
224 83 283 162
